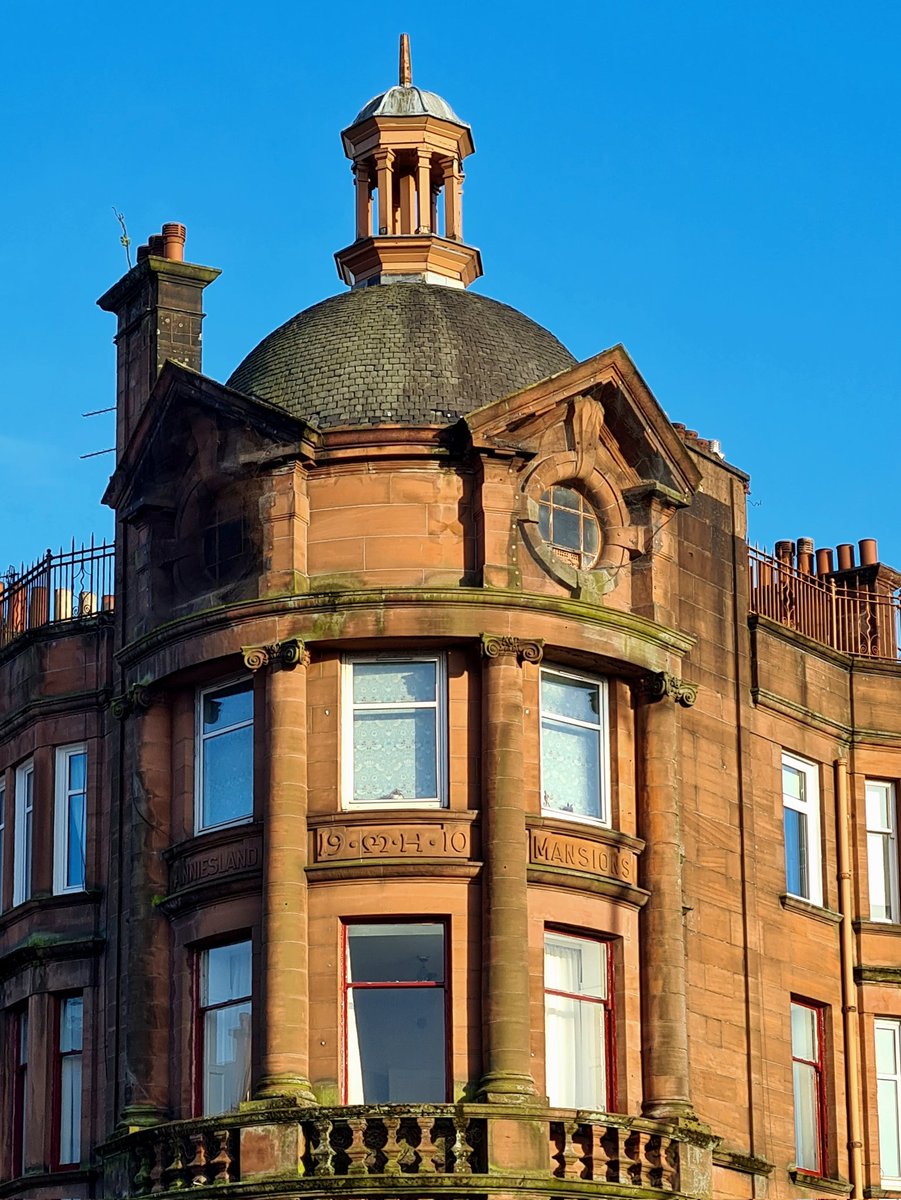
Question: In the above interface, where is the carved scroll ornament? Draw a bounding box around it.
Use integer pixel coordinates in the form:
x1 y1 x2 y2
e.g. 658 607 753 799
241 638 308 672
638 671 698 708
480 634 544 664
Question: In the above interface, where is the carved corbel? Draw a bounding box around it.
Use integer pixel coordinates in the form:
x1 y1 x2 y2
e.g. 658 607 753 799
241 638 309 672
480 634 544 664
110 683 161 719
568 395 604 482
638 671 698 708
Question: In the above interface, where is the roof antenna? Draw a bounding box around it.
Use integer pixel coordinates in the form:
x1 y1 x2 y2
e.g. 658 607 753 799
399 33 412 87
112 207 133 269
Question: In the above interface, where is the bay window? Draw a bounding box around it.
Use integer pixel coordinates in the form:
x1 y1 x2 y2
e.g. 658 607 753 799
791 999 826 1175
540 668 609 824
13 759 34 906
55 995 83 1167
343 657 446 807
876 1018 901 1186
196 679 254 831
54 745 87 894
782 753 822 906
197 940 252 1115
867 781 899 922
344 922 447 1102
543 931 614 1110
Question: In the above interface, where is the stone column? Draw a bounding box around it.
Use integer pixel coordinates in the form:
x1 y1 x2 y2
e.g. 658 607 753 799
637 671 697 1119
374 149 395 236
442 157 463 240
248 639 316 1103
478 633 542 1103
117 688 171 1127
353 163 371 239
416 151 432 233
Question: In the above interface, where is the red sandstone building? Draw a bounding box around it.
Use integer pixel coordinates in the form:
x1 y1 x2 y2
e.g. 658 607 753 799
2 37 901 1200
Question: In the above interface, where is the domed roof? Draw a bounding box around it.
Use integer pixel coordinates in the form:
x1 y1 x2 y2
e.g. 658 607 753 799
227 283 576 428
351 85 468 128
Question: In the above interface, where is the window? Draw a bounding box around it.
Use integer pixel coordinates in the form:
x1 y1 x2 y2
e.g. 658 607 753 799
11 1006 27 1177
544 931 614 1109
782 753 822 906
55 995 83 1167
791 1000 826 1175
876 1018 901 1186
867 782 899 922
54 746 87 894
13 760 34 906
196 680 253 831
344 922 447 1103
540 668 609 824
343 657 446 808
197 941 252 1116
538 486 600 569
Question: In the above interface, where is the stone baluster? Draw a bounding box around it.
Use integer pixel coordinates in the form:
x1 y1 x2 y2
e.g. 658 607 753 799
346 1117 369 1175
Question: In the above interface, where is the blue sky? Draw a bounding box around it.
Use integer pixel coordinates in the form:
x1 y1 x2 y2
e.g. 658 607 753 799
1 1 899 571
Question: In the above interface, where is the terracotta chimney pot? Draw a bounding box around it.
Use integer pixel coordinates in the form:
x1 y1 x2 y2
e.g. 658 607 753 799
837 543 855 571
797 538 814 575
161 222 187 262
816 548 834 575
859 538 878 566
775 540 795 564
148 234 164 256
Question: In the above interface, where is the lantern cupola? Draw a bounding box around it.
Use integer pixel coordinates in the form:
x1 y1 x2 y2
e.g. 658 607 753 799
334 35 483 289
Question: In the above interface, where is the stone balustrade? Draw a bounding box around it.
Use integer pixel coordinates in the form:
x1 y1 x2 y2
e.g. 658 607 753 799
103 1105 706 1198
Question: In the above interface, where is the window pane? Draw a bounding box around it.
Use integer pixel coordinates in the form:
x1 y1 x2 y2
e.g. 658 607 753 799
59 1054 82 1164
783 764 804 803
868 783 893 830
203 723 253 825
68 751 86 793
353 661 436 705
879 1077 901 1179
346 987 445 1102
545 935 606 1000
542 719 601 819
205 941 252 1006
203 681 252 733
353 709 437 801
553 487 581 511
791 1003 818 1061
347 924 444 983
60 997 83 1053
538 503 551 540
793 1060 819 1171
203 1000 251 1114
878 1025 900 1075
552 505 580 550
541 674 600 724
67 792 87 889
869 830 894 921
784 807 808 897
545 992 606 1109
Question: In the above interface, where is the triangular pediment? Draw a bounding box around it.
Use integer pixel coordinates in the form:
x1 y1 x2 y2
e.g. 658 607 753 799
462 343 702 500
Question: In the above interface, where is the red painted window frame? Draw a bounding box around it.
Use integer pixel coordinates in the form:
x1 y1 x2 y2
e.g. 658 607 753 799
791 998 828 1176
341 918 451 1104
51 991 83 1170
193 937 253 1118
543 928 617 1112
10 1004 28 1178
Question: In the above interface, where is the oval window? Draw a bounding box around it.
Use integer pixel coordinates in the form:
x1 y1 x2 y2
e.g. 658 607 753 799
537 486 600 570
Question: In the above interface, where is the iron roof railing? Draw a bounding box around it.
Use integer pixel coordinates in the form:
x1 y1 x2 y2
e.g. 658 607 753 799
0 538 115 652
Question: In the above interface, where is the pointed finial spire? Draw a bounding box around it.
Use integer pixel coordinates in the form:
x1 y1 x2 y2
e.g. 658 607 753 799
399 33 412 87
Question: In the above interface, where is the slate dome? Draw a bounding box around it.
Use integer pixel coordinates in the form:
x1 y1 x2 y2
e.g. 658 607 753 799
350 85 468 128
227 283 576 428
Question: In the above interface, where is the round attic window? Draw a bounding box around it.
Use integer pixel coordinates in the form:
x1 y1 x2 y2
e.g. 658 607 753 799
537 486 600 570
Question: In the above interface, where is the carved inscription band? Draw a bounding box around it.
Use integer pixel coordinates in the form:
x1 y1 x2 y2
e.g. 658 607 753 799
638 671 698 708
315 823 471 863
480 634 544 663
242 638 308 672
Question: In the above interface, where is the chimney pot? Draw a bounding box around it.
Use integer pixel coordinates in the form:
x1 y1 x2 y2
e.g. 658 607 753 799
161 222 187 262
859 538 878 566
816 548 834 575
837 543 855 571
797 538 814 574
148 234 164 256
775 540 795 564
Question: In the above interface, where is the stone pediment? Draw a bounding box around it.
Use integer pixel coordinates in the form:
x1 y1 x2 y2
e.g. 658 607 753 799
462 343 701 502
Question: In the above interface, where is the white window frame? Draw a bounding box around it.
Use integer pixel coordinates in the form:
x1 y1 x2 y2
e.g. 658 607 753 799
539 666 611 827
194 676 254 834
867 781 899 923
341 654 447 810
876 1017 901 1187
782 752 822 907
54 745 87 895
13 759 34 907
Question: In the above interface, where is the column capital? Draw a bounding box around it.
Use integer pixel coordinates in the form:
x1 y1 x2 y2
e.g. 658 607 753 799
637 670 697 708
242 638 309 672
110 683 166 719
480 633 544 664
373 147 396 166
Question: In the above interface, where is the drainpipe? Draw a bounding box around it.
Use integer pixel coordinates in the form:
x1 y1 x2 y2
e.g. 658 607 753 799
835 757 864 1198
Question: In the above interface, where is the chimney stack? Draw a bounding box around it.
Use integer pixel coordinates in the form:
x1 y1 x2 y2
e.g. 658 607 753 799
97 222 220 460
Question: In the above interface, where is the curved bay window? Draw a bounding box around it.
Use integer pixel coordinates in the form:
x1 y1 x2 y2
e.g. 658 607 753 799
538 486 600 570
344 922 447 1103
